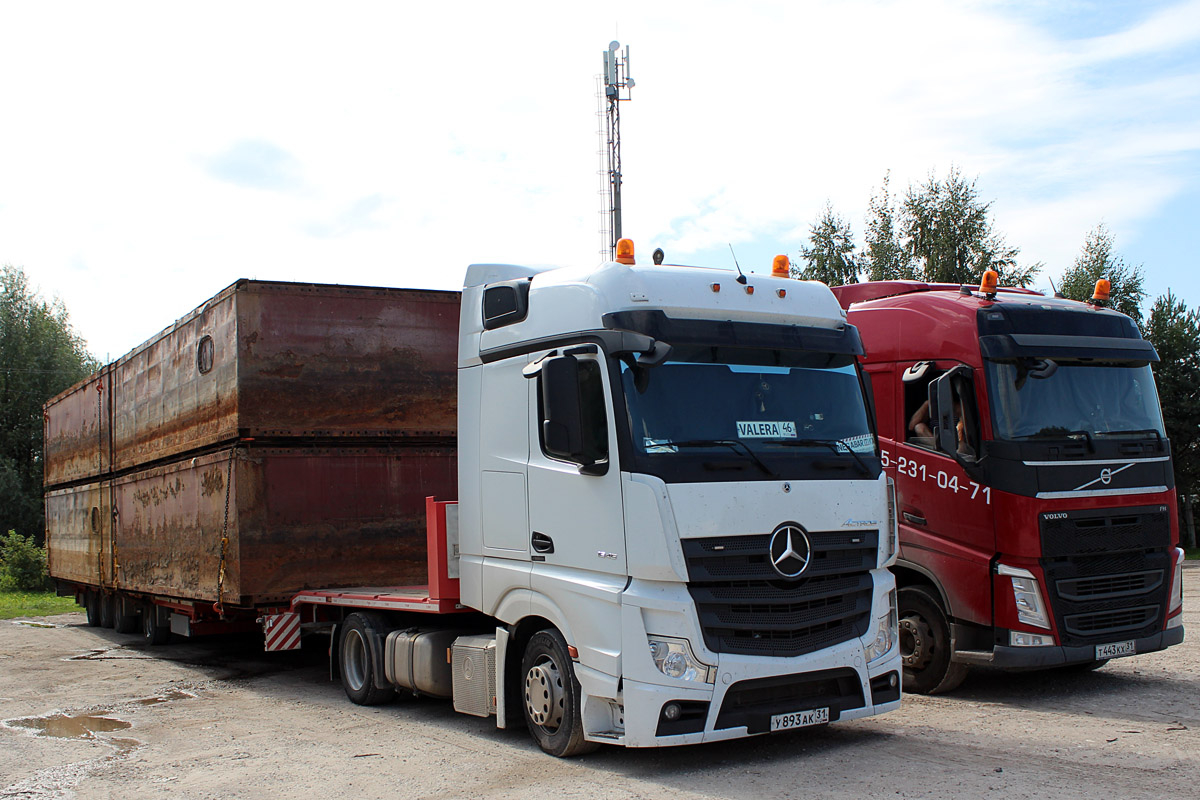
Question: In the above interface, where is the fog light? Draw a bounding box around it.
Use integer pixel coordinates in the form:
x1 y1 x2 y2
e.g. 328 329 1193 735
663 702 681 721
1010 630 1054 647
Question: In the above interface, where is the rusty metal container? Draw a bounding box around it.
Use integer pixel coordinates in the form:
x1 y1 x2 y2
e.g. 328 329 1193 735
44 280 460 487
47 444 456 605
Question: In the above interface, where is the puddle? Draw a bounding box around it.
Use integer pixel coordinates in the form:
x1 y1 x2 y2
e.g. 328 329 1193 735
6 712 132 740
135 688 195 706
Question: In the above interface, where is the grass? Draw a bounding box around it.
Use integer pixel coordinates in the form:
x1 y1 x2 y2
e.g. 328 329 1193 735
0 590 80 620
1186 547 1200 561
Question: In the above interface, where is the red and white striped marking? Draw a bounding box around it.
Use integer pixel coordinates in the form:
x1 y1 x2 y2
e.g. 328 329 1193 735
262 612 301 651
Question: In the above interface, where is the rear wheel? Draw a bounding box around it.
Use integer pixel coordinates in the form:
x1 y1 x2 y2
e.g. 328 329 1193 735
114 598 139 634
99 593 116 628
142 605 170 645
84 592 101 627
899 586 967 695
521 629 598 757
339 613 395 706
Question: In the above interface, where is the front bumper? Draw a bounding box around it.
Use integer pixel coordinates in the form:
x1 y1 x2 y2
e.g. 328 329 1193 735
954 625 1184 670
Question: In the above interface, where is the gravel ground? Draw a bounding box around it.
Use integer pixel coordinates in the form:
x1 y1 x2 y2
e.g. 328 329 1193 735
2 564 1197 800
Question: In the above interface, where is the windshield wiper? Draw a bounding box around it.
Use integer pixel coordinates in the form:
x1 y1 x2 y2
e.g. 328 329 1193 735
776 438 872 476
1095 428 1164 446
664 439 779 478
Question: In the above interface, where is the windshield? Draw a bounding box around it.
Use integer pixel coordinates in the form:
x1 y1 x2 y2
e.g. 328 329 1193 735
619 356 876 479
985 361 1165 441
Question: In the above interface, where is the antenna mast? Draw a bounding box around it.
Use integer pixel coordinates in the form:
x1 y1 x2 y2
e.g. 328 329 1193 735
599 41 634 260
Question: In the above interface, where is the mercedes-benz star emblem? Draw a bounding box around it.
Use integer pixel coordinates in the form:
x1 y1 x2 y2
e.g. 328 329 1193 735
769 523 812 579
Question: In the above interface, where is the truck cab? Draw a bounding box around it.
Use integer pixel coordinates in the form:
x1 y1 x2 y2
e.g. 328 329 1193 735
456 246 901 753
832 279 1186 694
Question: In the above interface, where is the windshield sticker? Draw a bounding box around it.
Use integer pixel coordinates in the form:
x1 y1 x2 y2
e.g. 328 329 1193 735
736 421 797 439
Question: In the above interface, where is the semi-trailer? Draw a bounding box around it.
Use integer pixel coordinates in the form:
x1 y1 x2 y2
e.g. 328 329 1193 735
47 243 902 755
831 274 1185 694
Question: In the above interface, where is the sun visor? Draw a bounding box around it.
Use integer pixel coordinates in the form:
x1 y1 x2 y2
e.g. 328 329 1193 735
979 333 1158 364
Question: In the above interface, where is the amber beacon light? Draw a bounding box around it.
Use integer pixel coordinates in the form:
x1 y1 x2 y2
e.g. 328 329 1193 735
979 269 999 299
1091 278 1111 304
772 255 791 278
616 238 636 265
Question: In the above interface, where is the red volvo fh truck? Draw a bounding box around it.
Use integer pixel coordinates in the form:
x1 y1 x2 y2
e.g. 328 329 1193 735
831 276 1185 693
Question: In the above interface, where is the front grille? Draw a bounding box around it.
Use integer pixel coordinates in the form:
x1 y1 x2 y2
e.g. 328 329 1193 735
1039 506 1171 647
715 668 863 732
1064 606 1159 637
683 532 876 658
1057 570 1163 601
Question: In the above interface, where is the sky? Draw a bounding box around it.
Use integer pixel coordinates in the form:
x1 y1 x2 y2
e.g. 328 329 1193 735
1 0 1198 361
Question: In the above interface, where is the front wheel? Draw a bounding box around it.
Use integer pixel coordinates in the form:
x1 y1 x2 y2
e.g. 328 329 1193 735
339 613 395 706
521 629 598 757
899 586 967 695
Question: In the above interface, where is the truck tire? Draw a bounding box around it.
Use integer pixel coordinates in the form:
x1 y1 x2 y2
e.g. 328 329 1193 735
339 613 395 706
142 605 171 645
520 629 598 757
114 598 140 634
899 586 967 695
99 593 117 629
84 592 102 627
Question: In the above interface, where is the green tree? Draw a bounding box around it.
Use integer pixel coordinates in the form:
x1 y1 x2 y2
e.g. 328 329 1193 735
1057 224 1147 324
1144 291 1200 504
0 265 97 545
863 172 914 281
901 167 1039 288
796 202 859 285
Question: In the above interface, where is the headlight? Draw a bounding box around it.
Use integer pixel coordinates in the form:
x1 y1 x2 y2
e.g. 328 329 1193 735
865 589 897 663
647 636 715 683
998 564 1050 629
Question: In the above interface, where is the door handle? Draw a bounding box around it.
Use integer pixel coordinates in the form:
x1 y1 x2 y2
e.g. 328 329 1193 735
902 511 927 526
531 532 555 553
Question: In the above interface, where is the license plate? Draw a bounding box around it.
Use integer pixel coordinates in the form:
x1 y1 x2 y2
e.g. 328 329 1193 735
770 707 829 732
1096 640 1136 659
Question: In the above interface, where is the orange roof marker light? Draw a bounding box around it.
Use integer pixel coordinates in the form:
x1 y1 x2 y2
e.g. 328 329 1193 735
1091 278 1112 305
979 269 999 300
772 255 791 278
616 238 636 265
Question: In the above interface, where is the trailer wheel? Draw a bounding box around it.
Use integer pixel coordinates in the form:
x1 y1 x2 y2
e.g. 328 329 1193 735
99 593 116 629
84 592 102 627
114 600 140 634
339 613 395 706
142 605 170 645
520 629 598 757
899 586 967 695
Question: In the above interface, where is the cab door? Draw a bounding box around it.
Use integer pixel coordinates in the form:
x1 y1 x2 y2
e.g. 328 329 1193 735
893 361 995 626
526 348 627 580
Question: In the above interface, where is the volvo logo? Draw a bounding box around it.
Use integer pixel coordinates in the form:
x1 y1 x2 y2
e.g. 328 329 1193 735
769 523 812 579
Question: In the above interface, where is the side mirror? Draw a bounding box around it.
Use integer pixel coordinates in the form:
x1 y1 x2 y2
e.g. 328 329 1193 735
541 356 585 461
928 365 984 480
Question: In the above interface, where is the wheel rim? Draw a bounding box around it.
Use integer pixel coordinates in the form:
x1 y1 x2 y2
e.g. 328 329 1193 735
524 654 565 732
899 613 934 671
342 628 369 692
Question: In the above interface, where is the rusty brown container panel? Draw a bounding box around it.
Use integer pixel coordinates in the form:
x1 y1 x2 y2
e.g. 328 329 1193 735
45 482 113 589
44 281 460 487
43 373 112 487
48 444 457 605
